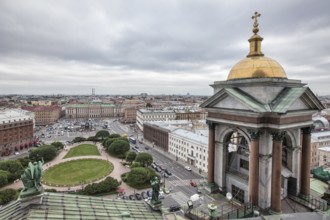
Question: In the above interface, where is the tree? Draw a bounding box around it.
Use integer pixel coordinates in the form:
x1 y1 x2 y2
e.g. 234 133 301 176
95 130 110 140
87 136 98 142
0 160 24 182
126 151 137 164
135 152 153 167
108 140 130 157
83 176 120 195
126 167 150 185
29 145 57 162
17 157 31 168
0 189 18 205
72 137 86 143
109 134 121 139
51 141 64 150
0 170 9 187
103 136 129 150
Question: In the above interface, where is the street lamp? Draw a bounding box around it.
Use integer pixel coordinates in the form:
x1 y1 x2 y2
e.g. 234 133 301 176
163 172 166 188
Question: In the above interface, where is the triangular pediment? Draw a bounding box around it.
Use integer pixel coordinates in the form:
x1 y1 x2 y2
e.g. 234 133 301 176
201 86 324 114
271 87 324 113
201 88 269 113
214 95 251 110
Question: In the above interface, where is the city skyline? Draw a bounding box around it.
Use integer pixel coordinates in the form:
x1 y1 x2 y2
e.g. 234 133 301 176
0 1 329 96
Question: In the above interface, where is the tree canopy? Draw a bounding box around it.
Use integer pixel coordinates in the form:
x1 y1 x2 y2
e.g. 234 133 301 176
135 152 153 167
107 140 130 158
72 137 86 143
95 130 110 140
126 167 158 186
126 151 137 164
51 141 64 150
0 160 24 182
29 145 57 162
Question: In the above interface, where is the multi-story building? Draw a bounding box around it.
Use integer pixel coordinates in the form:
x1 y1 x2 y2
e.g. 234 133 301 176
136 109 176 131
143 119 208 172
22 105 61 126
311 131 330 168
175 110 207 120
0 109 35 156
169 128 208 172
318 147 330 167
122 107 137 123
65 104 121 119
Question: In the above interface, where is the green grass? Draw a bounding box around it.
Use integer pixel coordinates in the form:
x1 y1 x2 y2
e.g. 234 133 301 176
42 159 113 186
64 144 100 158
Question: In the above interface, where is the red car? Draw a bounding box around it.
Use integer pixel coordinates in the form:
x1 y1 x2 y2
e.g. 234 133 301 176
190 180 197 187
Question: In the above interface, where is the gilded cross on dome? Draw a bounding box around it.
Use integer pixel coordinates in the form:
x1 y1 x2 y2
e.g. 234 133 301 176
252 12 261 34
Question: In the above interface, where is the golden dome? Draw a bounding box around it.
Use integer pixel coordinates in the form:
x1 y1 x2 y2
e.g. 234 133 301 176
227 56 287 80
227 12 287 80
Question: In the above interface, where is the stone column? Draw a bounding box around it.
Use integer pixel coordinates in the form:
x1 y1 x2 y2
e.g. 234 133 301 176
270 131 286 213
207 121 215 183
248 129 261 207
300 127 312 196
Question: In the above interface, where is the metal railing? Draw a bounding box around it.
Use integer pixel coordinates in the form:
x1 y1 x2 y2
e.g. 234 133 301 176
288 193 328 211
183 202 254 220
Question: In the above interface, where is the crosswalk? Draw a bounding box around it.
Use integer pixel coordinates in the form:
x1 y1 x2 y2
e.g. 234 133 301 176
167 178 201 187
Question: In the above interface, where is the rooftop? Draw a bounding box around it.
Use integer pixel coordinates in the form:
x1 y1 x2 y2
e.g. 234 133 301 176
171 128 208 145
0 192 164 220
0 108 33 123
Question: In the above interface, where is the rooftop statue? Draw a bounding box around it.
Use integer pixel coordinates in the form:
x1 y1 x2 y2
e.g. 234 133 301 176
20 160 44 198
150 176 161 205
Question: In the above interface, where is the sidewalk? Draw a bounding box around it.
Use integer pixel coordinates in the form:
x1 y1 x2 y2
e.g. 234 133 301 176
2 142 138 196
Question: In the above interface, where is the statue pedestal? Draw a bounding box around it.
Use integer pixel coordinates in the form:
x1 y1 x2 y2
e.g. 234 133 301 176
146 200 162 211
19 187 44 199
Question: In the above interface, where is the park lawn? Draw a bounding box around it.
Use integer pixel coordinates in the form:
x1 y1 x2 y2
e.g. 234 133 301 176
64 144 100 158
42 159 113 186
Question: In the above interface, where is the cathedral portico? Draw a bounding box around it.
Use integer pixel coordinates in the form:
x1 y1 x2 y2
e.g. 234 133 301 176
201 12 324 211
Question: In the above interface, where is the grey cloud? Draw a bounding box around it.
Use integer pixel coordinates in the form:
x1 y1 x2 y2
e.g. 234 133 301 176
0 0 329 95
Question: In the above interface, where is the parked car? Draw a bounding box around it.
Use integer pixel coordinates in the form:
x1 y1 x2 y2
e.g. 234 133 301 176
122 196 129 200
135 193 142 200
141 191 148 199
185 166 192 171
164 169 172 176
151 164 157 169
146 190 152 197
155 167 162 172
163 173 169 178
190 180 197 187
169 205 181 212
129 194 136 200
163 187 170 194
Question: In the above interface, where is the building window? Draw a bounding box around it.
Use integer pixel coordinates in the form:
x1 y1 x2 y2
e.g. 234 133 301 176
232 185 245 203
240 159 249 170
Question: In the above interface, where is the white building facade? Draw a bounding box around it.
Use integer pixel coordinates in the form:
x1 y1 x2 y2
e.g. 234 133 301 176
136 109 176 131
168 128 208 173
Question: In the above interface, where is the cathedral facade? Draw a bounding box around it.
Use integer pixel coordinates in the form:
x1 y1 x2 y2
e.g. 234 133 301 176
201 12 324 213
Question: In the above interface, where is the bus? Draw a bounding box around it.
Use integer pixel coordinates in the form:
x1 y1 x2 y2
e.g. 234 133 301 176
129 137 136 145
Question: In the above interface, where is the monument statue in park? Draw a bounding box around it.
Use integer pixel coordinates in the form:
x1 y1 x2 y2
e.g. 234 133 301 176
20 160 44 198
150 176 161 205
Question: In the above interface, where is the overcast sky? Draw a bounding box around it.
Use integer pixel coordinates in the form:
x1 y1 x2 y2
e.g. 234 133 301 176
0 0 329 96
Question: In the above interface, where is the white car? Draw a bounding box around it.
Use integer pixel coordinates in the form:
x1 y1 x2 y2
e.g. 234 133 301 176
185 166 192 171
